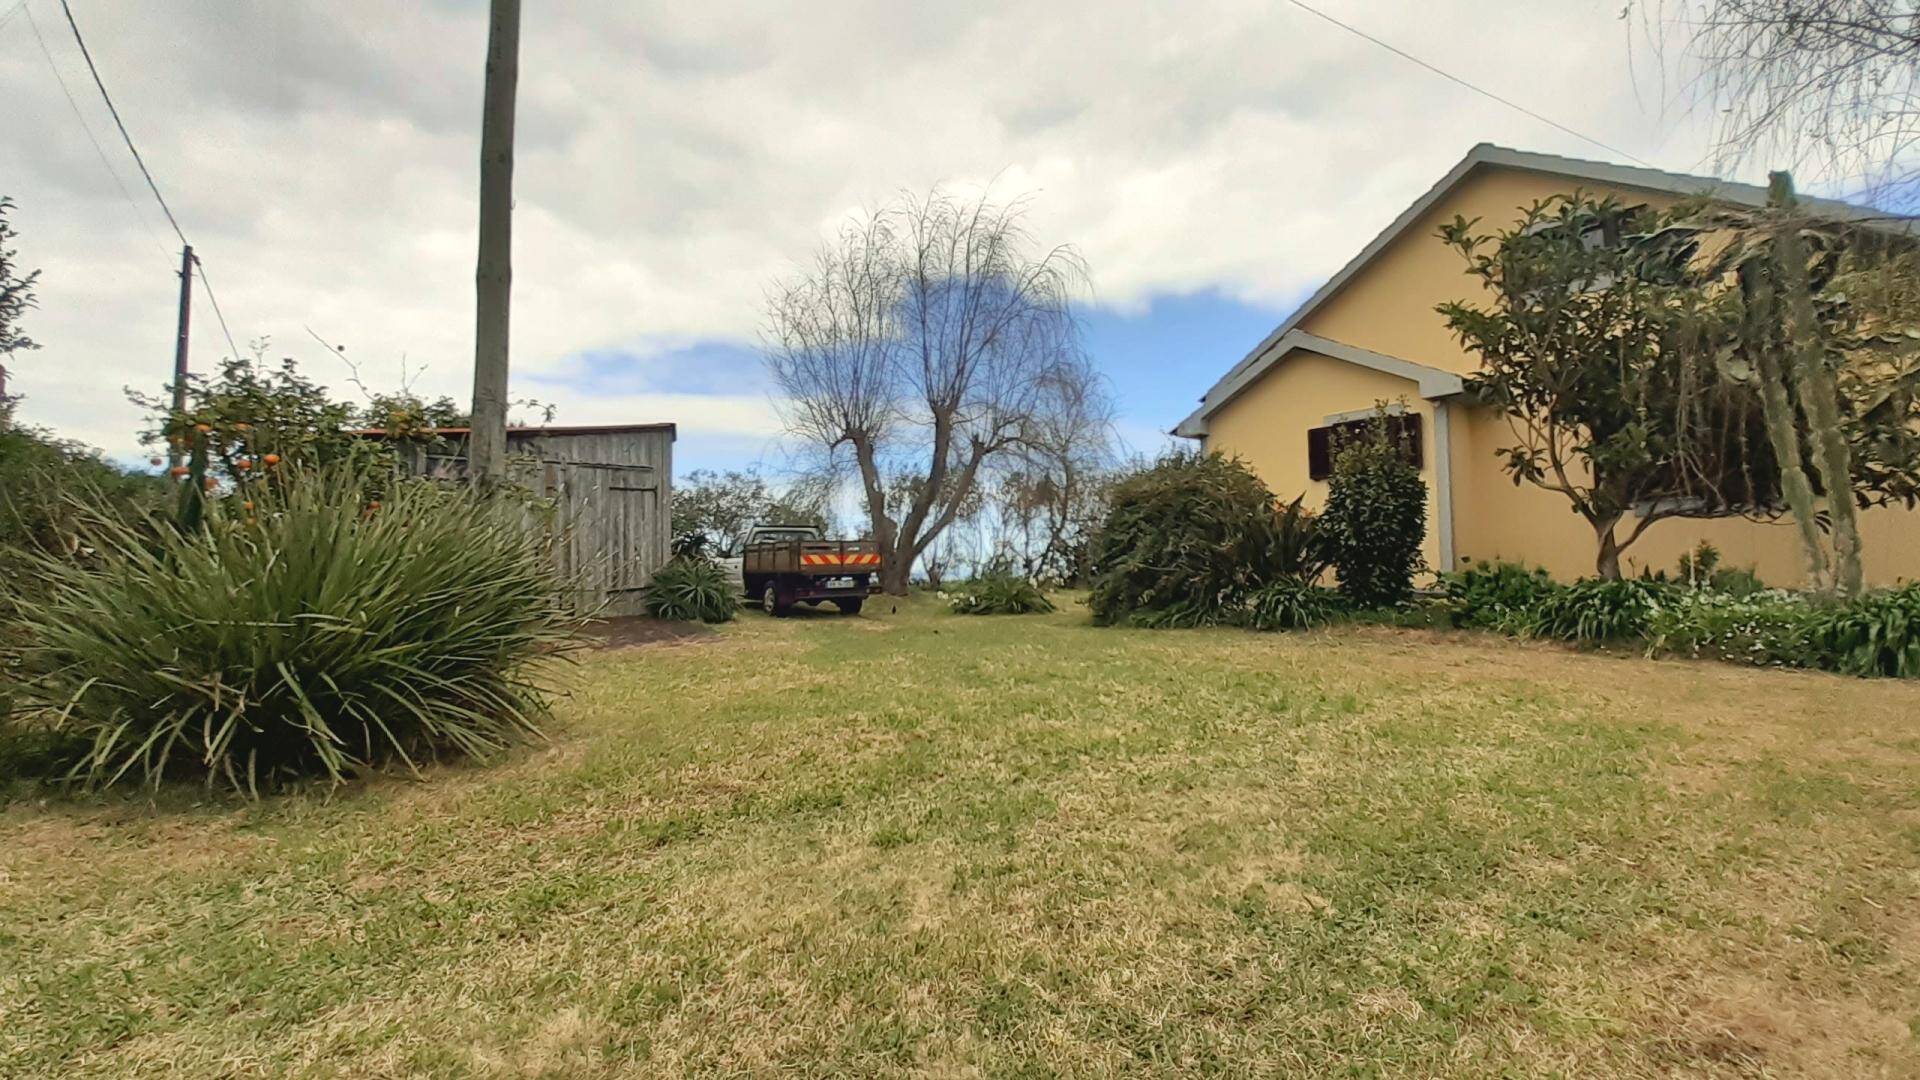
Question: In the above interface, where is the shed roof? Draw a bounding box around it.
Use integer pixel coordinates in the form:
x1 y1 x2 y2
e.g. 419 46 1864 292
353 422 677 440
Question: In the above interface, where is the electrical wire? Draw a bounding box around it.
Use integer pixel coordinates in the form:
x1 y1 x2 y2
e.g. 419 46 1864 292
21 3 172 260
194 258 242 361
1283 0 1658 170
57 0 190 246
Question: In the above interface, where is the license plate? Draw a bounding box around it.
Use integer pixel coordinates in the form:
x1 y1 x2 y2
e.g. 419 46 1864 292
823 577 855 588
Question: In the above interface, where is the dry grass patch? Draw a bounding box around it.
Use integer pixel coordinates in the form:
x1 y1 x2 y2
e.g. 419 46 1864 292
3 597 1919 1076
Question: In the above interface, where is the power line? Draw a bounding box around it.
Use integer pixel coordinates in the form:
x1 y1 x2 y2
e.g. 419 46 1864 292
1283 0 1657 170
194 258 241 361
57 0 189 246
21 3 172 260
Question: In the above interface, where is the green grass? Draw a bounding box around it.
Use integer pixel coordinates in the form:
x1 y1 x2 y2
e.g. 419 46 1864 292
5 598 1920 1076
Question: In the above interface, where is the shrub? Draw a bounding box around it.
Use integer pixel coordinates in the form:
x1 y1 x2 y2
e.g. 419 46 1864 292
1320 422 1427 609
1087 451 1278 627
1439 560 1559 630
7 469 578 794
1675 541 1766 597
642 557 740 623
1802 584 1920 678
1646 588 1813 667
1247 576 1344 632
948 573 1055 615
1272 494 1331 581
1525 578 1675 643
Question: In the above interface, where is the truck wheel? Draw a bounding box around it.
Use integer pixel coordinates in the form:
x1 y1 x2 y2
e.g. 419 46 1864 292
762 582 790 617
834 598 864 616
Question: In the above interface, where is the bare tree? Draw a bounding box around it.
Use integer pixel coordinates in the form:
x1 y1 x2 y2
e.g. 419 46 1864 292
999 352 1117 584
1634 1 1920 205
763 189 1096 595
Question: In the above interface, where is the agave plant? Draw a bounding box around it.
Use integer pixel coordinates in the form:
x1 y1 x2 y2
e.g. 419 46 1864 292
642 557 740 623
8 468 580 794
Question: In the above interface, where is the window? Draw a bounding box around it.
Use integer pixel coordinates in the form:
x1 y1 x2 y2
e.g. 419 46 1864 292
1307 413 1423 482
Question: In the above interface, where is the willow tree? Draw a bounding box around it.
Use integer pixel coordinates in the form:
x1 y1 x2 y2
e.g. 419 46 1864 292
763 189 1100 595
1438 194 1774 579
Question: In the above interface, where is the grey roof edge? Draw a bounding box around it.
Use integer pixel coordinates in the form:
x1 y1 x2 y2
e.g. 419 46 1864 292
1171 141 1904 438
1171 329 1464 438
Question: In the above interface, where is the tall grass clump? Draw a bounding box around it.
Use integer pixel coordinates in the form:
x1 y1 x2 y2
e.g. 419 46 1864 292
1246 576 1344 632
1802 583 1920 678
948 572 1055 615
9 468 580 794
643 557 740 623
1439 560 1559 631
1525 578 1674 643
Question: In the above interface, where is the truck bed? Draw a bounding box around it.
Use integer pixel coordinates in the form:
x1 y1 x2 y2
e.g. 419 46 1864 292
742 538 882 576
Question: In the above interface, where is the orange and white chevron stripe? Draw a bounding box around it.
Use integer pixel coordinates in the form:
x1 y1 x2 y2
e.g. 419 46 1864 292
800 552 882 567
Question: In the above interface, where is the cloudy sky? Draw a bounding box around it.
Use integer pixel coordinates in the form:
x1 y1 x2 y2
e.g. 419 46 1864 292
2 0 1752 474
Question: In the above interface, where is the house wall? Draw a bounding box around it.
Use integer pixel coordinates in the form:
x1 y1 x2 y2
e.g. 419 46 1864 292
1297 164 1683 373
1202 161 1920 588
1203 350 1446 576
1452 404 1920 586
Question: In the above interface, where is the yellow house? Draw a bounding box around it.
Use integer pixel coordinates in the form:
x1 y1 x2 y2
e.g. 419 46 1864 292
1173 143 1920 587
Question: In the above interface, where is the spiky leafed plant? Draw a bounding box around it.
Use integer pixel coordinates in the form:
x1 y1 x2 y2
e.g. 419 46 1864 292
8 467 580 794
642 557 740 623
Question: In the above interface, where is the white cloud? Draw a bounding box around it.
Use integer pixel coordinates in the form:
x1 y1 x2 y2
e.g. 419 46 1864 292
2 0 1736 461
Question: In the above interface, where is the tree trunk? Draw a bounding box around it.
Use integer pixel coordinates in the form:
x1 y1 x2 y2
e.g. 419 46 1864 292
469 0 520 488
1593 513 1625 580
1771 172 1864 596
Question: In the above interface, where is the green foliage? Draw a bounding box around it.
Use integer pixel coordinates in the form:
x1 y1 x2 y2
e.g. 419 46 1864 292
1321 421 1427 609
1675 541 1766 597
1646 588 1814 668
0 195 40 373
1272 493 1331 582
1086 451 1278 627
1525 578 1675 643
642 557 741 623
6 468 578 794
1437 193 1775 578
1802 584 1920 678
947 573 1055 615
1247 576 1344 632
671 468 830 555
1438 560 1560 630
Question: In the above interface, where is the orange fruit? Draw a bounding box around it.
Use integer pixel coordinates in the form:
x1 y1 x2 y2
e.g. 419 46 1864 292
236 459 253 470
169 466 190 478
194 423 212 434
242 500 254 511
263 453 281 465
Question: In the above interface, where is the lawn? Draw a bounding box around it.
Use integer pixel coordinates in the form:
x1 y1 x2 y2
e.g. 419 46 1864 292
4 599 1920 1077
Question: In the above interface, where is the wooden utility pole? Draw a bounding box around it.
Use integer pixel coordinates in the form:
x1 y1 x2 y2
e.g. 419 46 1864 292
170 243 194 468
469 0 521 487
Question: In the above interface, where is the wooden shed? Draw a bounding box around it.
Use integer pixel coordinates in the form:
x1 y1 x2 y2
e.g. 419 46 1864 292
365 423 675 617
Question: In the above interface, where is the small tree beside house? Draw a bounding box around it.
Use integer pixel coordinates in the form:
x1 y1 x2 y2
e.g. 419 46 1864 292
1437 193 1776 580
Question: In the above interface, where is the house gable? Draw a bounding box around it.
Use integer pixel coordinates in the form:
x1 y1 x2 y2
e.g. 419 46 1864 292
1174 142 1890 439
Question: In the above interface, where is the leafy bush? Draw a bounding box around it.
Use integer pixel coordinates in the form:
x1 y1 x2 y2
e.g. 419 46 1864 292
1272 494 1331 581
1646 588 1813 667
1439 560 1559 630
1320 422 1427 609
948 573 1055 615
1675 541 1766 598
1524 578 1675 643
6 469 578 793
1247 576 1344 632
642 557 740 623
1087 451 1278 627
1802 584 1920 678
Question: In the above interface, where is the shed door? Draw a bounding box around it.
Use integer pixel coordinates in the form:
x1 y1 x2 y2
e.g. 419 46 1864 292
545 461 662 617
